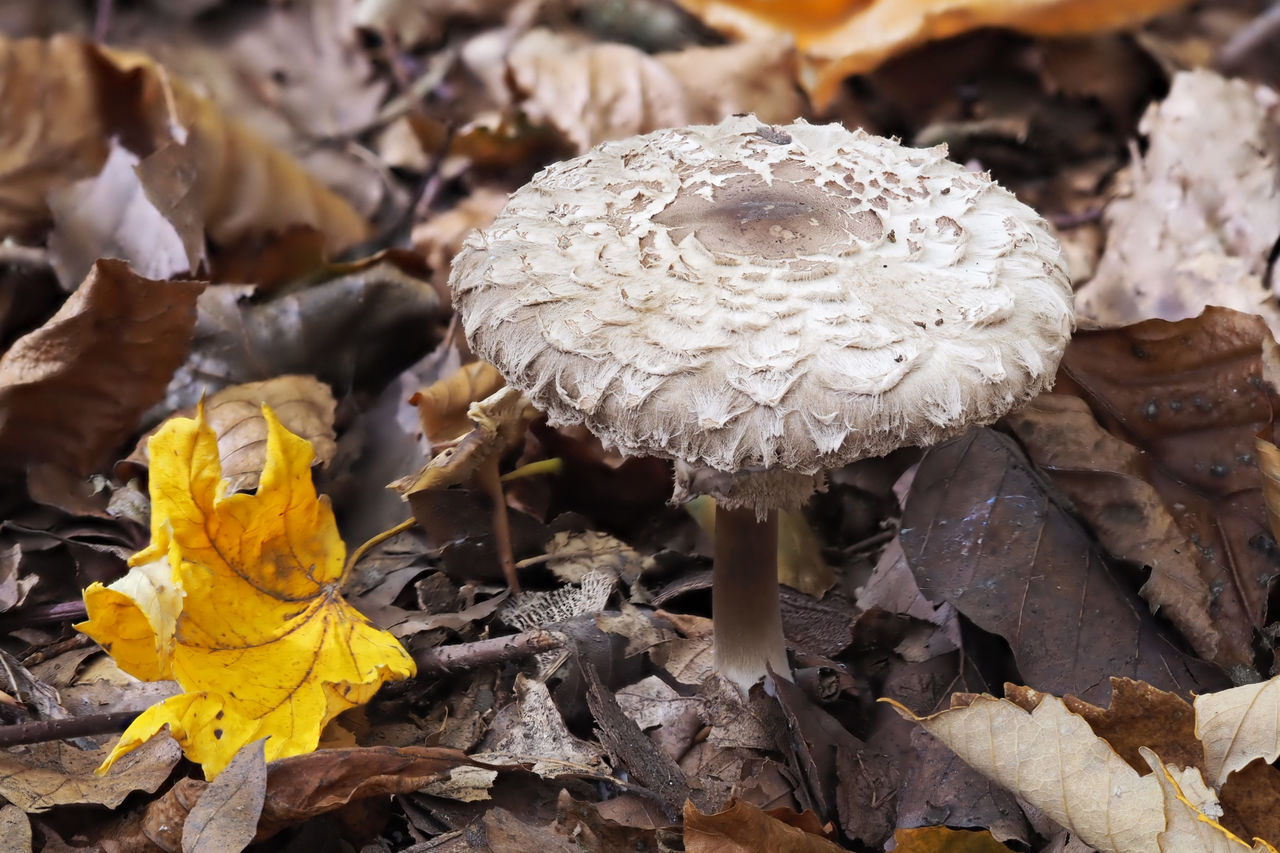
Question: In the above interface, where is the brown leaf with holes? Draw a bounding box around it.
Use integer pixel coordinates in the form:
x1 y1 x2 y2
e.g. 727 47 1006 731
1012 307 1280 677
0 259 203 476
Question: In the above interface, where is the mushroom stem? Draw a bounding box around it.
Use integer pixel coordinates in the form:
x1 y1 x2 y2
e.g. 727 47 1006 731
713 505 790 690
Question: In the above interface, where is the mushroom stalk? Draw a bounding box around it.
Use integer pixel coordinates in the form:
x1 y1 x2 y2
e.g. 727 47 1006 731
713 505 790 690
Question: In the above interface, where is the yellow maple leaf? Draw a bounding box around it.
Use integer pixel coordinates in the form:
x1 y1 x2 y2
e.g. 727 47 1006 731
77 405 415 779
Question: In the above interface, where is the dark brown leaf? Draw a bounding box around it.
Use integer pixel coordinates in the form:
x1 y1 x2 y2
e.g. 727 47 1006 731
773 676 898 847
1040 307 1280 675
164 261 443 412
0 259 202 476
900 428 1230 704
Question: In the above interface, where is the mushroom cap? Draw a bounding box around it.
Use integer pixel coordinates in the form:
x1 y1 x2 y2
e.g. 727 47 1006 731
452 115 1073 479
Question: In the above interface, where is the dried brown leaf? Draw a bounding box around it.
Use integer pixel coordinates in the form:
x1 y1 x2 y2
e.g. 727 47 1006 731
0 33 368 252
410 360 507 447
684 799 845 853
141 746 481 848
0 260 203 476
893 826 1017 852
1006 394 1229 667
133 375 337 493
0 733 181 813
506 29 805 153
182 739 267 853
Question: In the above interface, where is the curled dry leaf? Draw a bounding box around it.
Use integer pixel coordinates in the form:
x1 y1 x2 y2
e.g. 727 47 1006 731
1076 71 1280 336
1196 679 1280 788
1142 748 1280 852
410 360 507 447
0 34 368 252
669 0 1192 108
0 259 203 477
394 386 536 494
47 140 201 289
506 29 805 153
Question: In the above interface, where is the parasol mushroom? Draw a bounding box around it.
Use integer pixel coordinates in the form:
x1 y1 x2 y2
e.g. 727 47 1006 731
450 115 1073 691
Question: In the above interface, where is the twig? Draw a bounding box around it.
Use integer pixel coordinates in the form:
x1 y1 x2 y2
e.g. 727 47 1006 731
0 243 51 269
0 711 137 748
1217 3 1280 73
414 628 563 675
0 601 88 632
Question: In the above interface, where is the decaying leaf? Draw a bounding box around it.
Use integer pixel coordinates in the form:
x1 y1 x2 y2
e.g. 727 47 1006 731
1026 308 1280 677
0 259 203 476
77 405 415 778
1006 393 1229 668
669 0 1192 108
0 33 369 252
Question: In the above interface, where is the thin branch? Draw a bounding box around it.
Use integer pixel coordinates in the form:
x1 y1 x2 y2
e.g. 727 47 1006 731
0 711 137 748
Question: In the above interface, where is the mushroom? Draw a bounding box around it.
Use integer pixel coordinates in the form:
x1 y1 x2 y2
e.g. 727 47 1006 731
450 115 1073 691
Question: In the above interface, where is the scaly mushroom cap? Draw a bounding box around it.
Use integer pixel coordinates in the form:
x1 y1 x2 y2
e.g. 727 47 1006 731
452 115 1073 484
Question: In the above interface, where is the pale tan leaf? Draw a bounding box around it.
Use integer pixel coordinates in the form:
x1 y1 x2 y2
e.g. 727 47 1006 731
506 29 805 153
1140 748 1267 852
890 693 1218 853
410 361 507 447
1196 677 1280 788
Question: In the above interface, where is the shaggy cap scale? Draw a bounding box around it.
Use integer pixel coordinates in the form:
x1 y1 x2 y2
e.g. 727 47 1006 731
452 115 1073 478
